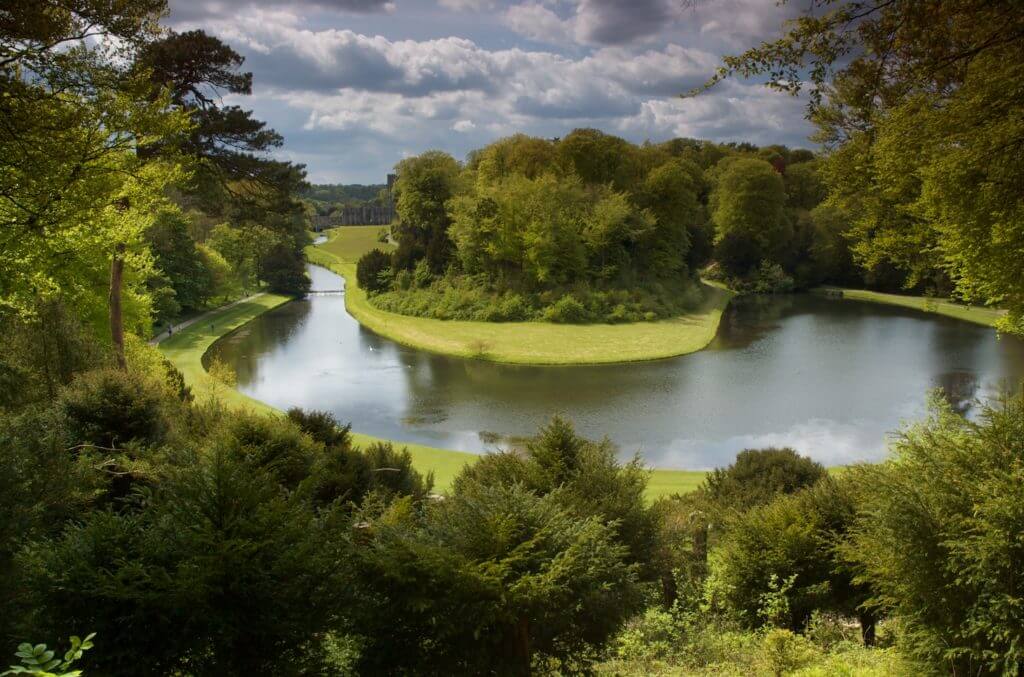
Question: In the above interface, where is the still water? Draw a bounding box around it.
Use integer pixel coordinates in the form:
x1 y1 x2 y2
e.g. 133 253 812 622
208 264 1024 468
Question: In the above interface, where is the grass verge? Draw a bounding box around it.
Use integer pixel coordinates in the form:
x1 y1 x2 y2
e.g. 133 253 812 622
309 226 734 366
816 286 1004 327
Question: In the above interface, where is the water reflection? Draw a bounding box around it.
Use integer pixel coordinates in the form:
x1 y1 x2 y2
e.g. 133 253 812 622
207 265 1024 469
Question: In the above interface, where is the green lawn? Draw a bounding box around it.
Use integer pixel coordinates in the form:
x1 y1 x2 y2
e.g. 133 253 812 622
309 227 734 365
319 224 395 262
155 281 708 498
817 286 1005 327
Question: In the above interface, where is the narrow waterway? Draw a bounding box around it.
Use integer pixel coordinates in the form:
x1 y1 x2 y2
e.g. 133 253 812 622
207 264 1024 468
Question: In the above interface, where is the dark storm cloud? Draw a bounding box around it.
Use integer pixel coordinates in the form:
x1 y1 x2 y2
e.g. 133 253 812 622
573 0 676 45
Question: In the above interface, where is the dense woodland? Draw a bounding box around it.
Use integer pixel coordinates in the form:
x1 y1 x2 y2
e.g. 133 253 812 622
359 135 838 323
2 0 1024 675
301 184 390 217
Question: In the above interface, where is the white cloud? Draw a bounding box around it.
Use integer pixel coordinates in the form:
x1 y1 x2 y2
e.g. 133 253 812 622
171 0 816 182
501 3 572 44
438 0 495 9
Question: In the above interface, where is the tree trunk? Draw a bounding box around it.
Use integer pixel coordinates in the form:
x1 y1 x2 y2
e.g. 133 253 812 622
859 610 877 647
109 242 126 369
502 617 531 676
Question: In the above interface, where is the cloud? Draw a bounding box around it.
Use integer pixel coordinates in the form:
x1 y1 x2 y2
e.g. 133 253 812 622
169 0 816 182
438 0 496 10
169 0 395 22
572 0 676 45
501 3 572 44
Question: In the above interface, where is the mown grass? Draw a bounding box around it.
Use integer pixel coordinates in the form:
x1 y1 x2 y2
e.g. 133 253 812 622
319 224 395 262
816 286 1005 327
309 227 734 366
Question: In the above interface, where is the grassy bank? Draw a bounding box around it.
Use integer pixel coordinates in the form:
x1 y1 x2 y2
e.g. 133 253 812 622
817 286 1005 327
309 226 733 366
155 279 708 498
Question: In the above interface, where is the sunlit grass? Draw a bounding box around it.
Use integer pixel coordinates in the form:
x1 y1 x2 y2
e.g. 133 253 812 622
309 227 734 366
817 286 1004 327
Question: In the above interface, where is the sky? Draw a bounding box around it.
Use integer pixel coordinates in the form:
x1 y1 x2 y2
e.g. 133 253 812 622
167 0 816 184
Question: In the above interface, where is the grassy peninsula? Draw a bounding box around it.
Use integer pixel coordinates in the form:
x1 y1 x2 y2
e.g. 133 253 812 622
310 226 733 365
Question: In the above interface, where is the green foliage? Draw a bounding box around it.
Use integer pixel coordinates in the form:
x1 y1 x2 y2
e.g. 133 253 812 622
19 444 355 676
146 210 214 319
612 607 682 662
542 294 590 323
760 628 821 677
355 249 393 294
704 447 827 514
217 411 319 491
841 392 1024 673
0 303 106 409
392 151 461 272
709 478 867 632
286 407 351 448
706 0 1024 328
710 158 790 277
2 634 95 677
354 480 641 674
59 369 170 450
463 418 659 580
362 441 434 502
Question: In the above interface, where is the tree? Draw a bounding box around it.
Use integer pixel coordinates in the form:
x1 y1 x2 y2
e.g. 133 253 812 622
841 392 1024 672
137 29 313 296
473 133 558 183
637 159 702 273
556 128 642 192
19 445 355 676
146 210 213 318
1 1 188 338
710 478 873 639
783 161 826 211
704 447 827 515
709 158 789 277
701 0 1024 330
391 151 460 273
354 481 640 674
137 30 299 203
356 249 393 293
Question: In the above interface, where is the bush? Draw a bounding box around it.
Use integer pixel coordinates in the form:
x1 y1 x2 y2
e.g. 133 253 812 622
286 407 351 449
412 259 433 288
612 607 682 662
841 392 1024 673
362 442 433 502
353 481 640 674
704 447 826 513
59 368 170 450
356 249 393 293
760 628 821 677
19 446 354 676
543 294 590 323
218 412 319 491
708 478 869 633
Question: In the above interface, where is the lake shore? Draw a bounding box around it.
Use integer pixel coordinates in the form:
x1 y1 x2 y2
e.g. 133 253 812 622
814 286 1005 327
156 285 707 499
308 226 735 366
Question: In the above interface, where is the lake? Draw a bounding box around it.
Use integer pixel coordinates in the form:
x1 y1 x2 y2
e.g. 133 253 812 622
207 264 1024 468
